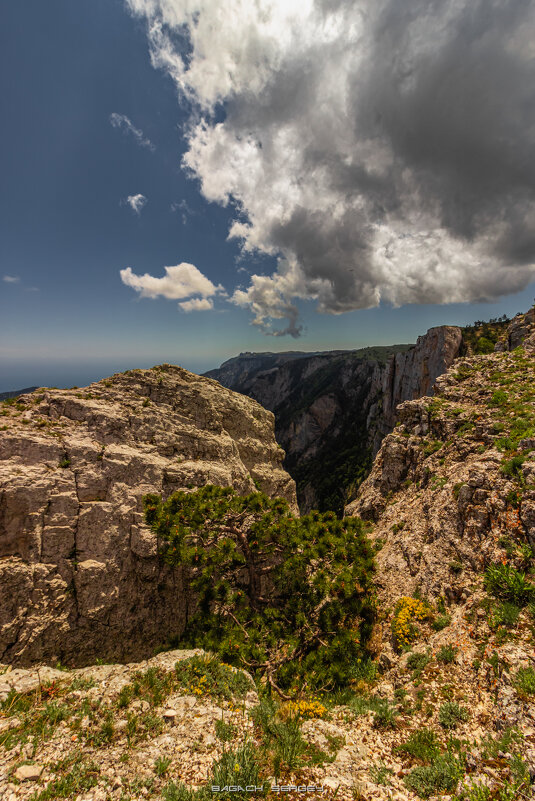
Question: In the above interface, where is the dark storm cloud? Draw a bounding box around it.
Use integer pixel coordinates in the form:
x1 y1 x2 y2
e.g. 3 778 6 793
127 0 535 334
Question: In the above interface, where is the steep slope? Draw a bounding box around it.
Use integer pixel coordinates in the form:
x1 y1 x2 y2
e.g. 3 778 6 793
208 329 463 513
340 308 535 796
0 365 296 667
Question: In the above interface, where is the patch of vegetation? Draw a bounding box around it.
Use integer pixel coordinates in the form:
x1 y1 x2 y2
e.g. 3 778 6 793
438 702 469 729
144 486 376 693
369 760 393 786
1 684 74 750
489 601 521 630
395 727 441 762
453 482 466 500
500 454 527 481
209 740 265 798
163 782 210 801
423 440 443 458
117 656 252 717
174 656 253 702
154 756 172 776
404 752 464 798
461 316 510 355
484 563 535 606
391 597 432 650
215 718 237 743
347 694 397 729
479 728 524 760
436 644 458 664
512 666 535 696
251 695 339 778
432 614 451 631
489 390 508 407
29 753 100 800
406 650 430 676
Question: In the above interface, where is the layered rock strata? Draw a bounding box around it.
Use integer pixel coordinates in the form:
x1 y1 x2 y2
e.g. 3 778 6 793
0 365 296 666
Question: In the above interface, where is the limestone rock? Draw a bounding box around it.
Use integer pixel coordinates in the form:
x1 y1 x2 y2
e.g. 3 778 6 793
0 365 296 666
14 764 43 781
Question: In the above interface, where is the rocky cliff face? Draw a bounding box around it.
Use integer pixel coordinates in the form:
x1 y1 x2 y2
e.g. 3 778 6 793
208 330 463 513
0 365 296 667
376 325 464 448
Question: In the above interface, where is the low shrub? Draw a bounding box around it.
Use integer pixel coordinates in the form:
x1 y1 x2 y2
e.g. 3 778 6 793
432 614 451 631
438 701 469 729
436 644 458 664
395 728 441 762
406 651 430 673
404 753 463 798
391 597 432 650
484 563 535 606
513 666 535 696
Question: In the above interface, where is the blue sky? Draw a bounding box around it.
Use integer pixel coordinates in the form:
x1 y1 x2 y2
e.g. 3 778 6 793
1 0 534 392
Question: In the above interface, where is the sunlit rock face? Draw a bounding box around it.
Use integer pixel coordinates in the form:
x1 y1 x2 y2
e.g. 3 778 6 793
0 365 296 666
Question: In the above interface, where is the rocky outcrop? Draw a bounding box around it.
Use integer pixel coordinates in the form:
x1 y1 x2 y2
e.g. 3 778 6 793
345 311 535 606
0 365 296 667
346 308 535 661
495 305 535 352
376 325 464 446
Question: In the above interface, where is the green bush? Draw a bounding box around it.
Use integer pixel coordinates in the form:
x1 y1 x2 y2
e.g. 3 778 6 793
438 701 469 729
437 644 458 664
490 390 508 406
484 563 535 606
404 753 463 798
209 740 265 797
395 728 441 762
406 651 430 673
174 656 253 701
475 337 495 355
489 602 521 629
250 697 308 775
372 699 397 729
500 455 526 480
513 667 535 695
143 486 376 692
432 614 451 631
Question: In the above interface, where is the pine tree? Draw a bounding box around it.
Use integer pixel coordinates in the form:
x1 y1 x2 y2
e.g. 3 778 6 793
144 485 376 695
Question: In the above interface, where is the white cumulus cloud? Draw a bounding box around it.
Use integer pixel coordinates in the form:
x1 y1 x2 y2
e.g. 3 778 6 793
120 262 224 311
179 297 214 312
125 194 147 214
125 0 535 336
110 112 155 151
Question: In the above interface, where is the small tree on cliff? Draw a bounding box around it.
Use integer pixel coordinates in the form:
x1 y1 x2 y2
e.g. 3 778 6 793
143 485 375 694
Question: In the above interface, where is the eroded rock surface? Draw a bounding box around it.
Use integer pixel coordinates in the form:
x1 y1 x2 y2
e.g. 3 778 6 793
0 365 296 666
